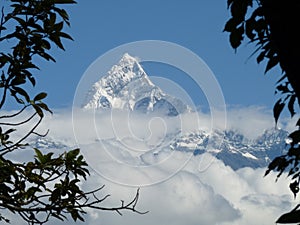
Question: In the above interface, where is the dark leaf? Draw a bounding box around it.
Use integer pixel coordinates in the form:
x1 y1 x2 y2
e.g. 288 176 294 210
256 50 266 64
10 76 26 86
34 148 44 163
59 32 73 40
290 181 299 198
11 16 26 27
28 76 36 86
66 148 80 161
252 6 263 17
54 22 64 31
288 95 296 117
230 0 247 21
12 87 30 102
276 74 287 84
4 129 16 134
38 52 56 62
296 118 300 127
265 156 285 176
265 56 279 73
54 8 69 21
245 18 256 40
229 25 244 49
224 18 238 32
276 210 300 223
289 130 300 145
36 103 52 114
34 92 47 102
49 13 57 26
41 39 51 50
227 0 234 8
49 35 65 50
33 104 44 118
54 0 77 4
273 99 285 124
276 83 290 94
292 171 300 180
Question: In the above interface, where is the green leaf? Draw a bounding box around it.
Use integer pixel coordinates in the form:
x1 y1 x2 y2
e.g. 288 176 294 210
66 149 80 160
34 148 44 163
34 92 47 102
273 99 285 124
33 104 44 118
36 103 52 114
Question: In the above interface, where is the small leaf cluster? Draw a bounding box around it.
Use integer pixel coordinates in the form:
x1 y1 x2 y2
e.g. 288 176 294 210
224 0 297 123
224 0 275 72
0 0 74 171
0 1 146 224
265 127 300 196
0 0 74 110
0 148 90 224
225 1 300 224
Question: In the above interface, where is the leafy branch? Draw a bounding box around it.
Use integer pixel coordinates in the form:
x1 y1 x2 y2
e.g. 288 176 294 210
0 0 146 224
225 0 300 223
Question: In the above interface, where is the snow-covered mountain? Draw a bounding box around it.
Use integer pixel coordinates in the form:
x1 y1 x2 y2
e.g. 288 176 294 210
30 126 288 170
93 127 288 170
29 53 289 171
82 53 189 116
172 128 288 170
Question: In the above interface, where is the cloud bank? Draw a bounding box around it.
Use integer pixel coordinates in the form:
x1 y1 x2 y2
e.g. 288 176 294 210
5 106 297 225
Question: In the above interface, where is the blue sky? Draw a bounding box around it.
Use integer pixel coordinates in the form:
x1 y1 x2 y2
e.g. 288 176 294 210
5 1 280 110
1 2 295 224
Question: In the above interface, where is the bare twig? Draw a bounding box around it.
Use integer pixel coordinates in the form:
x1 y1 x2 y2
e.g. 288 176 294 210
0 112 36 126
0 105 28 119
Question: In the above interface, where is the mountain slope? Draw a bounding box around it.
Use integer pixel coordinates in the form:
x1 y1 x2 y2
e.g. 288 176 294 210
82 53 189 116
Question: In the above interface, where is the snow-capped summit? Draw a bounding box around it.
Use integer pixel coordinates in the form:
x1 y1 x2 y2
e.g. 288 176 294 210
82 53 189 116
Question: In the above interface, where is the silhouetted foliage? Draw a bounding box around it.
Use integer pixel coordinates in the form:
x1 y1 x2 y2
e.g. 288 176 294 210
0 1 146 224
225 0 300 223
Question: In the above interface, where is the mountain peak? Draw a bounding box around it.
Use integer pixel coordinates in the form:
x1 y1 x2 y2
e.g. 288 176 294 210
119 53 139 64
106 53 146 82
82 53 189 116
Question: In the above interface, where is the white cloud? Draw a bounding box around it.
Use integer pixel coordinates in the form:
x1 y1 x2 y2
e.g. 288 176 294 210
3 107 297 225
